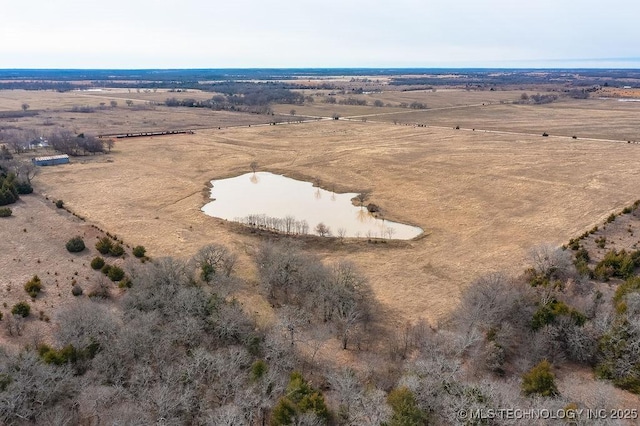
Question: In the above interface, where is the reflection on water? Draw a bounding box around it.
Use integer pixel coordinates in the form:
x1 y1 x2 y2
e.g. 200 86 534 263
201 172 423 240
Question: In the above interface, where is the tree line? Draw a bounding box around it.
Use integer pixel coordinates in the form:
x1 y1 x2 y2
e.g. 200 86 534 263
1 128 113 157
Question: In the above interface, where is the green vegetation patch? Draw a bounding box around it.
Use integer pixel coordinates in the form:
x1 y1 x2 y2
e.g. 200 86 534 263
531 299 586 331
522 360 559 397
66 236 86 253
24 275 42 298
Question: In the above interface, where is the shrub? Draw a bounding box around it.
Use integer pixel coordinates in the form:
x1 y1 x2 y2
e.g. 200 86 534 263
15 181 33 194
11 301 31 317
24 275 42 298
574 260 592 278
522 360 559 397
0 311 3 321
575 248 590 264
107 265 125 282
251 359 268 381
132 245 146 258
95 237 113 254
271 372 330 425
118 276 132 288
90 256 105 270
55 199 64 208
568 239 580 250
71 284 83 296
101 264 112 275
87 282 110 299
574 248 592 277
66 236 85 253
38 344 78 365
109 243 125 257
596 321 640 393
0 207 11 217
387 387 428 425
613 276 640 314
606 213 616 223
271 398 298 426
593 249 640 281
531 299 586 331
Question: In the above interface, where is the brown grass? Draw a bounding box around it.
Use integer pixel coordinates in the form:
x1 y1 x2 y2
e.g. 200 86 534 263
0 195 128 349
0 90 289 135
29 117 640 324
370 99 640 141
0 88 213 111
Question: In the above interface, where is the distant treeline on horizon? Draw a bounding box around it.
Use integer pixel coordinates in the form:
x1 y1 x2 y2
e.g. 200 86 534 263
0 68 638 91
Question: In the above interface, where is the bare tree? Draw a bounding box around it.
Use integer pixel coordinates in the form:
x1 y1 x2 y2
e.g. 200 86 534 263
0 144 13 160
5 129 34 153
18 160 38 184
385 227 396 240
355 191 371 207
455 273 524 333
528 244 575 281
194 243 237 282
21 103 29 112
0 351 78 423
0 158 38 184
250 161 258 173
315 222 331 237
5 313 26 337
55 301 119 349
276 306 311 346
283 215 296 235
329 262 372 350
110 100 118 108
48 128 78 156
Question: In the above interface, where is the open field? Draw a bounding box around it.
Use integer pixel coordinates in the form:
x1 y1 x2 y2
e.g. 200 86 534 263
4 85 640 324
273 88 532 118
368 98 640 141
29 118 640 323
0 91 290 135
0 88 215 111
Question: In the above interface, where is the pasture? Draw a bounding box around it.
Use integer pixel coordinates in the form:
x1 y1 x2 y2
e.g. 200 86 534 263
28 102 640 322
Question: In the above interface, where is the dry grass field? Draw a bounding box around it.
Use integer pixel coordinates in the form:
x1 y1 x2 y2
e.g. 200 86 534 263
3 84 640 329
0 88 214 111
0 194 132 348
370 99 640 141
28 115 640 323
0 89 290 135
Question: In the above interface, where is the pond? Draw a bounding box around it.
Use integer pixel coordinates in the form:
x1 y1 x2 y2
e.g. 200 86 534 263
201 172 423 240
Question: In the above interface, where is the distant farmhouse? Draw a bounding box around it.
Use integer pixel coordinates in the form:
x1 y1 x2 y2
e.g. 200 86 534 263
28 137 50 150
32 154 69 166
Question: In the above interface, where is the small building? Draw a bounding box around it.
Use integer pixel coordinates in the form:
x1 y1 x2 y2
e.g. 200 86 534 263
32 154 70 166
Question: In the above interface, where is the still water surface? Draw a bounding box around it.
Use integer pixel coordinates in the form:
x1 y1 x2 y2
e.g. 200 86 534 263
202 172 423 240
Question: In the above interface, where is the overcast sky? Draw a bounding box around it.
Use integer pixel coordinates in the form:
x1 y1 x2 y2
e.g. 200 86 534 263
2 0 638 69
